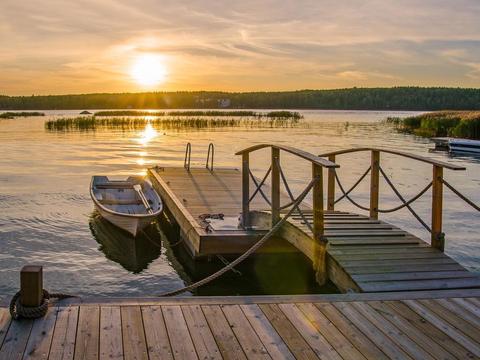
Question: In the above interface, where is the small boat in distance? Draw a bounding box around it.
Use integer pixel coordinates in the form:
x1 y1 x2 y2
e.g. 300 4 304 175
449 138 480 154
90 176 163 236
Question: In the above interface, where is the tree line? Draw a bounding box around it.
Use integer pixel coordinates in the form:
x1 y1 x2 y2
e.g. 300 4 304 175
1 87 480 110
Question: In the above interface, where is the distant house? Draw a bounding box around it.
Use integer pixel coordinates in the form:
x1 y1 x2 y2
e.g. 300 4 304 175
218 98 231 108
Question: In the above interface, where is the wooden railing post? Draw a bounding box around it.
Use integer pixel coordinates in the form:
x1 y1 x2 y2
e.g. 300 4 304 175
432 165 444 251
20 265 43 307
312 164 327 285
271 147 281 225
327 154 336 211
370 150 380 219
242 153 250 228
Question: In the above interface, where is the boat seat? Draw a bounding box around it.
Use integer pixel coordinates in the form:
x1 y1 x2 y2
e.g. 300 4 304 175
100 199 143 205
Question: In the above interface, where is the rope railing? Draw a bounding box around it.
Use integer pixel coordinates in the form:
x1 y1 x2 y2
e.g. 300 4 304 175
249 167 271 205
334 166 371 204
442 179 480 212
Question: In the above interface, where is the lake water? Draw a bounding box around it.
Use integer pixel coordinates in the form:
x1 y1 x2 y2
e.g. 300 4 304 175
1 110 479 301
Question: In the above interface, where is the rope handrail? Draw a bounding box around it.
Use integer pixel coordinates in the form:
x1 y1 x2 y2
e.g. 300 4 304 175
158 176 320 296
249 168 272 205
275 157 313 233
334 166 371 204
319 147 466 171
442 179 480 212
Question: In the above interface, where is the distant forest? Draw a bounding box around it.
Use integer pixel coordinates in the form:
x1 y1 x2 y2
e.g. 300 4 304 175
1 87 480 110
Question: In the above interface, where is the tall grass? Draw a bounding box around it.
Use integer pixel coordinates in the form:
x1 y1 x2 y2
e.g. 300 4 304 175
45 116 304 132
93 110 303 119
0 111 44 119
386 111 480 139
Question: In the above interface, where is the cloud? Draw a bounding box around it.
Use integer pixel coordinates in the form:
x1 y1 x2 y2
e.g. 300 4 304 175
1 0 480 94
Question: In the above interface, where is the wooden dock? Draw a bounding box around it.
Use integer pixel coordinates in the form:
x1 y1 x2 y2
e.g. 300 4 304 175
148 145 480 294
2 290 480 359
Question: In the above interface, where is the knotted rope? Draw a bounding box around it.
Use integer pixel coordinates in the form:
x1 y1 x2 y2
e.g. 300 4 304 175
9 290 76 320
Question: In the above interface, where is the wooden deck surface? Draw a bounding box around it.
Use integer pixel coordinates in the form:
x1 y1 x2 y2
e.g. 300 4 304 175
148 166 480 294
1 291 480 359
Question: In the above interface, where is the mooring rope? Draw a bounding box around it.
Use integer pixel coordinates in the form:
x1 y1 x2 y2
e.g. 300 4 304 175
442 179 480 212
9 290 76 320
157 176 319 296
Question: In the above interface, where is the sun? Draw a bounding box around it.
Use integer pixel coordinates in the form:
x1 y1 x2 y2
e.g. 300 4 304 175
130 54 167 87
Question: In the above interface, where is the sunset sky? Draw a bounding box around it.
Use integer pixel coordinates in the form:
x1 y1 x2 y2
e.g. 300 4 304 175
1 0 480 95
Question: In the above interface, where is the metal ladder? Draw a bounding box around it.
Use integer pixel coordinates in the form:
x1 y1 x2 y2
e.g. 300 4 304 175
184 142 215 171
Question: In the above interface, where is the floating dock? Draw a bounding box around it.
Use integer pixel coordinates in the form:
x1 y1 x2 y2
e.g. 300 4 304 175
2 290 480 359
148 145 480 293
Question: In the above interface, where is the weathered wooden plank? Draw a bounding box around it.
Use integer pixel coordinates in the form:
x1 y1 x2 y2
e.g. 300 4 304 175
385 301 473 359
0 307 11 349
418 299 480 343
222 305 270 359
450 297 480 319
340 257 457 268
297 303 366 360
345 263 465 275
352 270 476 282
329 237 419 246
333 251 448 261
202 305 246 359
0 317 33 360
240 304 295 360
279 303 342 359
315 302 388 360
432 298 480 328
121 306 148 360
23 307 57 360
359 277 480 292
49 306 79 360
74 306 99 360
141 306 173 360
182 305 221 360
333 302 412 360
258 304 317 360
100 306 123 360
367 302 454 359
403 299 480 356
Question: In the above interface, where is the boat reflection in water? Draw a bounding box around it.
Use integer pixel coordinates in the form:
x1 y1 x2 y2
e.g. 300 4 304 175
89 212 162 273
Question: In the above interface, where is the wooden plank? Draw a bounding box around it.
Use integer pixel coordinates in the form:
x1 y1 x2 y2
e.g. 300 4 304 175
333 251 448 261
358 277 480 292
162 305 197 360
329 237 419 246
352 270 476 282
240 304 295 360
432 298 480 328
345 263 465 275
201 305 246 359
297 303 366 360
182 305 221 360
418 299 480 343
340 257 457 268
403 299 480 356
315 303 388 360
279 303 342 359
23 307 57 360
0 307 11 348
367 302 456 360
100 306 123 360
450 297 480 319
121 306 148 360
431 165 444 250
222 305 270 359
333 302 412 360
370 150 380 219
141 306 173 360
258 304 317 360
49 306 79 360
74 306 99 360
386 301 473 359
0 317 33 360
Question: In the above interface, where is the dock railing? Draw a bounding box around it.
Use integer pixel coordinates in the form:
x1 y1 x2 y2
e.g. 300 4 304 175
319 148 466 251
236 144 339 284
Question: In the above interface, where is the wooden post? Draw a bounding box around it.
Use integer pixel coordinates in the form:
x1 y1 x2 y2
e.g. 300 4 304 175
327 154 336 211
432 165 444 251
20 265 43 307
242 153 250 228
370 150 380 219
312 164 327 285
271 147 281 226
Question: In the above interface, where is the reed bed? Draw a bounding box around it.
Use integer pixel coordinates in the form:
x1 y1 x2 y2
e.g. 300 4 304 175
386 111 480 139
93 110 302 119
0 111 44 119
45 116 304 132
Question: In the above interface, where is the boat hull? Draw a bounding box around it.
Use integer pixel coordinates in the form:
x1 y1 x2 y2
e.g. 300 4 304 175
449 139 480 154
94 203 155 236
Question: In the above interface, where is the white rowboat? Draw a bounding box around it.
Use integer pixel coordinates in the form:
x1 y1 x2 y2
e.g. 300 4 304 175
90 176 163 236
449 139 480 154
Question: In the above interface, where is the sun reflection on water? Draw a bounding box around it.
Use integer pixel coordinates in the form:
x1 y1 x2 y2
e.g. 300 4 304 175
137 122 158 146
